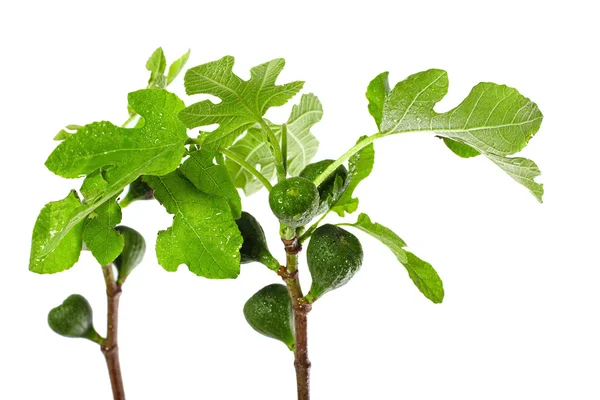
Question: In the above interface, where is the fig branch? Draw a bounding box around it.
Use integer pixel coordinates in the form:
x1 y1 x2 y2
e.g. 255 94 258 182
280 237 312 400
101 264 126 400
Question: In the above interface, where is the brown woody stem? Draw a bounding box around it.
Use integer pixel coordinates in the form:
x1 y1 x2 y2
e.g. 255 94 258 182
101 264 126 400
280 237 312 400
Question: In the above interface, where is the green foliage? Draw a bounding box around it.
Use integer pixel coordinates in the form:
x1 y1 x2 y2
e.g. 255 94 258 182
243 284 295 350
179 56 304 150
269 177 320 228
31 89 187 274
145 171 243 279
299 160 348 214
48 295 98 340
114 226 146 283
340 213 444 303
146 48 167 87
307 224 364 301
180 149 242 219
442 138 480 158
226 94 323 195
83 196 124 266
167 49 191 85
366 69 544 201
31 51 545 400
30 191 84 274
236 212 279 270
330 136 375 217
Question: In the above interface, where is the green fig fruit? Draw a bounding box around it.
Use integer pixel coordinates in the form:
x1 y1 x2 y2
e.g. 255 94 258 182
120 176 154 208
236 212 280 270
307 224 364 301
269 177 319 228
299 159 348 213
243 284 295 350
48 294 98 340
114 225 146 283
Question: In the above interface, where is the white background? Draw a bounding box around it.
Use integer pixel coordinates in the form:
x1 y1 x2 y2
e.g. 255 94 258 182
1 0 598 399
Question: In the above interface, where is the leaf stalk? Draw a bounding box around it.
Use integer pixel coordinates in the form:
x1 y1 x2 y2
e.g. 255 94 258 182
312 132 382 187
220 148 273 191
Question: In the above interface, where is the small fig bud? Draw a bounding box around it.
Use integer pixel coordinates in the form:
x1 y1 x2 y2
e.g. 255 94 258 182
114 225 146 283
48 294 98 341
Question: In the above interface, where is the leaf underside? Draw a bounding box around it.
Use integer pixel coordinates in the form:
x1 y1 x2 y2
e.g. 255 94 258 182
226 93 322 195
366 69 544 201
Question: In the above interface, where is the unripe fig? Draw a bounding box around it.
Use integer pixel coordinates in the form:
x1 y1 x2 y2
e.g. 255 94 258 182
48 294 98 340
236 212 280 270
243 284 295 350
299 159 348 213
114 225 146 283
120 176 154 207
269 177 319 228
307 224 363 301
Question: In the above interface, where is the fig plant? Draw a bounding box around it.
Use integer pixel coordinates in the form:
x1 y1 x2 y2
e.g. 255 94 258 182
30 48 544 400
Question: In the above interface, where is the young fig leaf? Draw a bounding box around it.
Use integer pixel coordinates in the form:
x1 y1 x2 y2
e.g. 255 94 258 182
225 93 323 195
340 213 444 303
366 72 390 130
269 177 320 228
145 171 243 279
146 47 167 88
330 136 375 217
167 49 191 85
300 159 348 214
180 149 242 219
243 284 295 350
114 225 146 284
30 191 84 274
368 69 544 201
179 56 304 150
307 224 364 301
236 212 279 270
48 294 99 341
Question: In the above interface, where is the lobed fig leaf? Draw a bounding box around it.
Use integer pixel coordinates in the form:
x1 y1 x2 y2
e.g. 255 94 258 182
236 212 279 270
243 284 295 350
179 56 304 150
48 294 99 341
269 177 320 228
307 224 364 301
145 171 243 279
366 69 544 201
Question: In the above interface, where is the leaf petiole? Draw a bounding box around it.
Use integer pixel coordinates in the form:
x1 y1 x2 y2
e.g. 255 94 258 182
313 132 382 187
259 120 286 182
220 148 273 191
